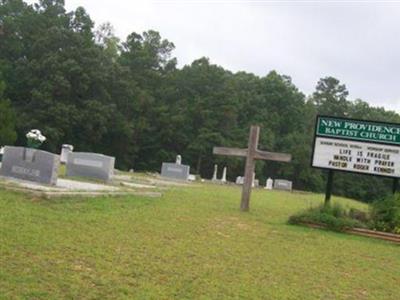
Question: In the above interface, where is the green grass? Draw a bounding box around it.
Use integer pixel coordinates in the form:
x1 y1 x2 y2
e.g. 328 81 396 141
0 181 399 299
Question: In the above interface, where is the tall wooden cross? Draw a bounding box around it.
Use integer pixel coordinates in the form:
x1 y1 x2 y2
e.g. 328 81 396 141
213 125 292 211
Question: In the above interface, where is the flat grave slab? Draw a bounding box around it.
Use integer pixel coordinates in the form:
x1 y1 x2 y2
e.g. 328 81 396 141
0 176 161 199
120 181 157 189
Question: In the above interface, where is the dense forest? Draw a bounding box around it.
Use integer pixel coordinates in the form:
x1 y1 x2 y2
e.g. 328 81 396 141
1 0 399 202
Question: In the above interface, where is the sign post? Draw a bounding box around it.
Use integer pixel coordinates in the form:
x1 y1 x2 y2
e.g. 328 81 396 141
393 178 399 195
312 116 400 199
325 170 334 204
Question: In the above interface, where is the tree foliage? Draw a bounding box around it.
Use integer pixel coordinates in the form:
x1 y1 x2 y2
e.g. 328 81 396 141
0 78 17 145
1 0 399 202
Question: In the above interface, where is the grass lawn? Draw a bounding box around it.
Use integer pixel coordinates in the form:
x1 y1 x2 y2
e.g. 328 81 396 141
0 180 399 299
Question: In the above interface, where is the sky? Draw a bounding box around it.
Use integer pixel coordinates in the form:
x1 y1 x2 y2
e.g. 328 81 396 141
28 0 400 112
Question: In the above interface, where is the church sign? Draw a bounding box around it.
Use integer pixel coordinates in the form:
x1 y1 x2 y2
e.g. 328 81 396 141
312 116 400 179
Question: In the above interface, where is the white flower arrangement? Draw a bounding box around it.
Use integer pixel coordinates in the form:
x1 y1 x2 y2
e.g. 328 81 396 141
26 129 46 148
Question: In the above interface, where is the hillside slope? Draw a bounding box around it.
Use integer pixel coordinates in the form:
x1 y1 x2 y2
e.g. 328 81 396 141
0 182 398 299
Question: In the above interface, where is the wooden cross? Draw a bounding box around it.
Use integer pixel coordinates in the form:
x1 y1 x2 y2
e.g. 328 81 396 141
213 125 292 211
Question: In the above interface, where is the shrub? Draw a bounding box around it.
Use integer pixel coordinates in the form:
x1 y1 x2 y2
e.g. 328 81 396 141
370 194 400 233
349 208 368 223
288 203 367 232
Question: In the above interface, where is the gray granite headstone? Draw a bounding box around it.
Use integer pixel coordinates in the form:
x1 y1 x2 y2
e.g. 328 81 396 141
66 152 115 182
0 146 60 185
161 162 190 181
273 179 293 191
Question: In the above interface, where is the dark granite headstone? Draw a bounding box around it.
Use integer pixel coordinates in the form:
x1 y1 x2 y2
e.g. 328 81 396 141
0 146 59 185
66 152 115 182
161 163 190 181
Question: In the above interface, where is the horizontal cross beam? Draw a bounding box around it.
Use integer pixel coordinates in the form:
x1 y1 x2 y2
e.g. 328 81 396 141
213 147 291 162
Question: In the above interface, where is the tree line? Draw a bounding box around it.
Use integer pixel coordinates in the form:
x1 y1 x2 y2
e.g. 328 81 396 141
1 0 399 202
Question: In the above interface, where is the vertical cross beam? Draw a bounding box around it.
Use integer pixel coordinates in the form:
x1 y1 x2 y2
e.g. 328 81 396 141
240 126 260 211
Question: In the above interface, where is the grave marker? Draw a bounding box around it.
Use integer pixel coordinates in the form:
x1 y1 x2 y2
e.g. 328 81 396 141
273 179 292 191
161 155 190 181
0 146 60 185
221 166 227 183
66 152 115 182
60 144 74 164
212 164 218 181
265 177 273 190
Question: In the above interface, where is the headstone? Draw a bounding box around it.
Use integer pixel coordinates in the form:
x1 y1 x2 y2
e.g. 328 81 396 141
236 176 258 187
265 177 273 190
188 174 196 181
0 146 60 185
60 144 74 164
236 176 244 185
221 167 227 183
273 179 292 191
0 146 4 162
161 162 190 181
212 164 218 181
176 155 182 165
66 152 115 182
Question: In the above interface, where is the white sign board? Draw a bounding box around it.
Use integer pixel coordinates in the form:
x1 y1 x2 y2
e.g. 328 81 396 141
312 116 400 178
313 137 400 177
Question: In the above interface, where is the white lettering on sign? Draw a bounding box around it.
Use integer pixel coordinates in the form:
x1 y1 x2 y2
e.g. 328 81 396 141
73 158 103 168
312 137 400 178
11 166 40 177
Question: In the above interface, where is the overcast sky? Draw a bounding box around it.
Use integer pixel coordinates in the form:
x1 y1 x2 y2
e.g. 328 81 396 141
28 0 400 112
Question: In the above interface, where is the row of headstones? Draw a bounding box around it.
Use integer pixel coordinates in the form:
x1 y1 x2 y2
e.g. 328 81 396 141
236 176 293 191
0 145 115 185
160 158 293 191
212 164 293 191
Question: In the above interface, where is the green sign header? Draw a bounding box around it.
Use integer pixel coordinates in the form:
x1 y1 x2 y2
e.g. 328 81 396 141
316 116 400 146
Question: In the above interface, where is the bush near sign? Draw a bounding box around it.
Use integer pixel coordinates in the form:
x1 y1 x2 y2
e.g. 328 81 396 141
312 116 400 179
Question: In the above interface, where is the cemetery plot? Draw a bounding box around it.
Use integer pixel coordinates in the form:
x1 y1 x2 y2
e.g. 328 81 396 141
273 179 293 191
66 152 115 182
0 146 59 185
160 155 192 181
0 175 162 199
0 167 164 199
161 162 190 181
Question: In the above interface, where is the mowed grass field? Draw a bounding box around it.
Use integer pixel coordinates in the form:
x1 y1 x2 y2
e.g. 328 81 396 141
0 181 399 300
